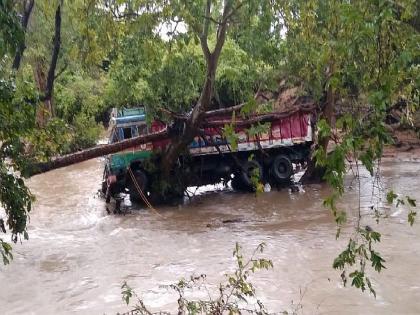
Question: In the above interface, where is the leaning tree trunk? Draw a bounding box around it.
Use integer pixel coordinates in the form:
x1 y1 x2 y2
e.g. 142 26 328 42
27 129 169 177
161 55 220 175
300 80 335 184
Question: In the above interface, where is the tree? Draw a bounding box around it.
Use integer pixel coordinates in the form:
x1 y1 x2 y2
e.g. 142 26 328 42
0 0 36 265
276 0 419 292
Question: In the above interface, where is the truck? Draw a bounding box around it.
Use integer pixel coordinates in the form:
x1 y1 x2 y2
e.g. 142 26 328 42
102 106 314 204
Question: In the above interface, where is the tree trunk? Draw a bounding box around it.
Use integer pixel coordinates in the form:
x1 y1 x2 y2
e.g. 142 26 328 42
27 129 168 177
160 1 231 175
12 0 34 70
36 3 62 126
300 82 335 184
34 62 52 126
40 3 61 104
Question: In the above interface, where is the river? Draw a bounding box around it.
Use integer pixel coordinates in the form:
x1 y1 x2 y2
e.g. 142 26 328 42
1 157 419 314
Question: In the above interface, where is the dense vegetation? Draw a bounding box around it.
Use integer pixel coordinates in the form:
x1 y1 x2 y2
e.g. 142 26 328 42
1 0 419 301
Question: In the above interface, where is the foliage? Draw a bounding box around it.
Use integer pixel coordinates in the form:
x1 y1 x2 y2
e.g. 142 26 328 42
70 113 102 151
280 0 420 294
386 191 417 226
0 0 24 57
215 39 267 106
0 68 35 266
54 72 105 151
120 243 279 315
104 36 269 118
0 0 34 266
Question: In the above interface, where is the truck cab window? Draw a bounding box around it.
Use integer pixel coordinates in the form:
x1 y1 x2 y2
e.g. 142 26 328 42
123 127 132 139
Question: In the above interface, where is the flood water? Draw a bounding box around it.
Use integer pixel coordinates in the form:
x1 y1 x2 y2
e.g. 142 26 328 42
1 158 420 314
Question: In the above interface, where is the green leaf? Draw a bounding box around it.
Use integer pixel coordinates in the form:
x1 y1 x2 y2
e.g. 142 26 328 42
370 231 381 242
406 196 416 207
317 119 331 140
366 277 376 298
386 190 398 204
408 211 417 226
370 251 386 272
349 270 366 291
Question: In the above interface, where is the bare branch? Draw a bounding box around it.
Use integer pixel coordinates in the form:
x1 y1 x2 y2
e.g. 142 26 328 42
213 0 241 58
54 62 67 80
201 14 221 25
224 1 244 22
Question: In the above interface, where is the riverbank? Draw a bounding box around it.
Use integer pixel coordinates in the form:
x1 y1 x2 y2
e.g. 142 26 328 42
383 128 420 161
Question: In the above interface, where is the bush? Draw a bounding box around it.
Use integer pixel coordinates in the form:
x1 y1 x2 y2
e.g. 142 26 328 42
69 113 102 151
120 243 279 315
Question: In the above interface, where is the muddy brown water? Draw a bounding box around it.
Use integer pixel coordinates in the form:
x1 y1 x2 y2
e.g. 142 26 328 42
1 158 420 314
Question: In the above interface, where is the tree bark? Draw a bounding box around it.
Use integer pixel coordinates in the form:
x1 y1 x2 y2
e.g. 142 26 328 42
34 62 52 125
12 0 34 70
27 129 168 177
161 1 232 175
39 4 61 104
300 80 335 184
36 3 62 126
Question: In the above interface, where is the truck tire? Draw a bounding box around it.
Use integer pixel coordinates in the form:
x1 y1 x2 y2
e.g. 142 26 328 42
232 160 263 191
271 154 293 182
127 169 148 202
231 174 247 191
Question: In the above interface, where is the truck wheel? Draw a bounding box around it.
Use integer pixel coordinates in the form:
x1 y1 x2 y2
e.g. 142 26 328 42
238 160 263 190
231 174 247 191
128 169 148 202
271 154 293 182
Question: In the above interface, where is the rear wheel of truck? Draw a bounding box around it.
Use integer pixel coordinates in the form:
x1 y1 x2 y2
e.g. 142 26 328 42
231 174 247 191
127 169 148 202
232 160 263 192
271 154 293 183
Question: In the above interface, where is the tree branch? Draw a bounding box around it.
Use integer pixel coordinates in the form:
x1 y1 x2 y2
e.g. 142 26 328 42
201 14 221 25
213 0 239 58
54 62 67 80
199 0 212 61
